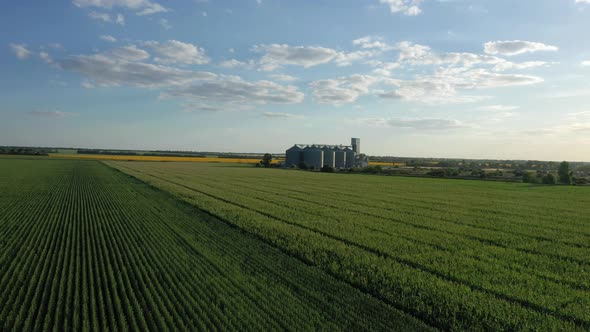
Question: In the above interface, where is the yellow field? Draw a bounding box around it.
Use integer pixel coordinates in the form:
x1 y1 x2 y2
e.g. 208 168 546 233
368 161 406 167
49 154 281 164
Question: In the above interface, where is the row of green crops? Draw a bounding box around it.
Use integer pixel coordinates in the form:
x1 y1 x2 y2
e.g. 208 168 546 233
108 161 590 331
0 157 433 331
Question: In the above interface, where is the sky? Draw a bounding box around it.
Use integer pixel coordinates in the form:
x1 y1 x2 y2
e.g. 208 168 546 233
1 0 590 160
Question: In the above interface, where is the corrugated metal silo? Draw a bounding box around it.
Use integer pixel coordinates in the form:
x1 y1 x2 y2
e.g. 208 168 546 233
285 145 305 167
333 146 346 168
344 147 356 168
321 146 335 168
303 145 324 169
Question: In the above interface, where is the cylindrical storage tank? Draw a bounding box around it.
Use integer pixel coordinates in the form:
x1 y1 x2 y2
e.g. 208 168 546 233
285 145 304 167
303 146 323 169
321 146 335 168
334 147 346 168
344 147 356 168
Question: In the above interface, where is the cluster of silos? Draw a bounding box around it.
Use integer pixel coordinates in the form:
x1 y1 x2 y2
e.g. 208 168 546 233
285 138 360 169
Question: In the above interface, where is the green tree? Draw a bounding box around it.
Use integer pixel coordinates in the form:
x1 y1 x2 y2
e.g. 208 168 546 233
260 153 273 168
558 161 572 184
542 173 556 185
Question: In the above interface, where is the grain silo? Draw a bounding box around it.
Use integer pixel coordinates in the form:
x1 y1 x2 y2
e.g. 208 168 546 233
334 146 346 168
321 146 335 168
303 145 324 169
344 147 356 168
285 145 305 167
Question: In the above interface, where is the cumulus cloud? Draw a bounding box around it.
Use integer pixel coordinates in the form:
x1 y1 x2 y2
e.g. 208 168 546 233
159 18 171 30
379 0 423 16
88 11 112 22
58 54 216 87
29 111 78 117
352 36 391 50
116 13 125 24
144 40 209 65
10 43 32 59
109 45 150 61
220 59 255 69
363 117 472 130
73 0 169 15
253 44 339 71
39 52 55 65
493 61 552 71
483 40 558 56
163 77 304 105
100 35 117 42
396 41 504 67
479 105 520 111
268 74 298 82
263 112 304 119
310 75 379 104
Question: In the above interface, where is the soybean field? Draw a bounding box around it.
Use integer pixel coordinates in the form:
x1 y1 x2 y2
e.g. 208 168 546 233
0 157 432 331
107 161 590 331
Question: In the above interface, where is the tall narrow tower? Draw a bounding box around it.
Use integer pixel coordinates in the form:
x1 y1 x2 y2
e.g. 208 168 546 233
351 138 360 154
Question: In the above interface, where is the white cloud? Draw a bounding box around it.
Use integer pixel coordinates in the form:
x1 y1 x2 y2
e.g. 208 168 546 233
379 0 423 15
254 44 339 71
263 112 304 119
253 43 378 71
220 59 255 69
396 41 504 67
362 117 472 130
310 75 379 104
144 40 209 65
110 45 150 61
483 40 558 56
100 35 117 42
268 74 298 82
29 111 78 118
116 13 125 24
58 53 216 88
39 52 54 64
334 50 378 66
581 60 590 66
159 18 171 30
576 0 590 3
88 11 112 22
479 105 520 111
73 0 169 15
352 36 391 50
163 77 304 105
10 43 32 60
493 61 552 71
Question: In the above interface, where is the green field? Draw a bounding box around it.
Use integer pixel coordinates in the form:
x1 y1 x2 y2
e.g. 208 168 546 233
0 158 432 331
106 161 590 331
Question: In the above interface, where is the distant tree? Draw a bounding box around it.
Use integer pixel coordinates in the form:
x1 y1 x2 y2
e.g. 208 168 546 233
542 173 556 185
558 161 572 184
522 171 536 183
321 165 334 173
260 153 272 168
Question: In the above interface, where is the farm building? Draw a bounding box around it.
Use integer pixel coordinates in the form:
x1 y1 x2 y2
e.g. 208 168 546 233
285 138 368 169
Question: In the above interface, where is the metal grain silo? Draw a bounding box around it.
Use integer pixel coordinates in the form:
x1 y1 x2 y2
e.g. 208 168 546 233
321 146 335 168
303 145 324 169
285 144 305 167
344 147 356 168
334 146 346 168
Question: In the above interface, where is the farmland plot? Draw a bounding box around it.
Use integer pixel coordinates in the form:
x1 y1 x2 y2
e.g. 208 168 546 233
0 157 431 331
108 161 590 331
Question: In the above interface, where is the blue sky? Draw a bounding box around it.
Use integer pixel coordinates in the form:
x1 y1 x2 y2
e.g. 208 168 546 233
2 0 590 160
